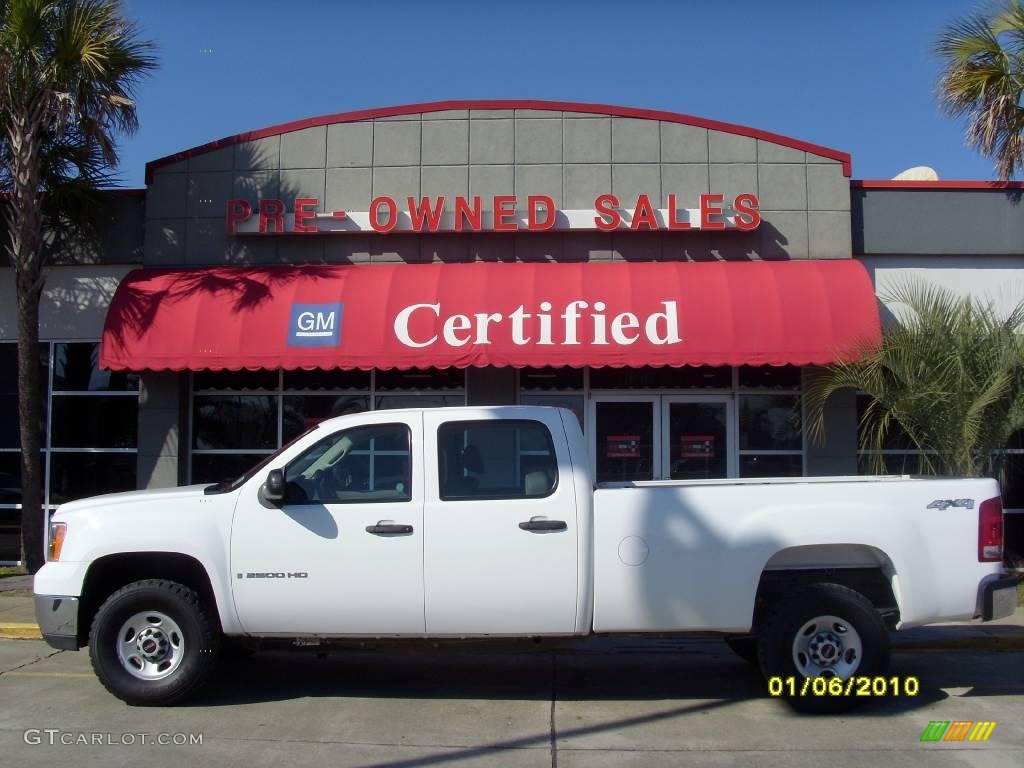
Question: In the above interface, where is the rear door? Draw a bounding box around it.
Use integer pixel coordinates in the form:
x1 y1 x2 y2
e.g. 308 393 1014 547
423 411 579 635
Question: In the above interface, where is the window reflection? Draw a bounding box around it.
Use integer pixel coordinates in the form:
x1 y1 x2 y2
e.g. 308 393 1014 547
739 395 801 451
193 396 277 450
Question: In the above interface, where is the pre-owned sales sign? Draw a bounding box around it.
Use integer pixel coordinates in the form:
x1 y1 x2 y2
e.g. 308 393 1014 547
226 193 761 235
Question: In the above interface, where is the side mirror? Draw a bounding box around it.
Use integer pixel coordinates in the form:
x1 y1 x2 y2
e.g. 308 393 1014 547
263 469 285 504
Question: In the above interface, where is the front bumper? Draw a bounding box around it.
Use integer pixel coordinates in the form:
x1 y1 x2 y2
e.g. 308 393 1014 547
34 594 80 650
980 575 1019 621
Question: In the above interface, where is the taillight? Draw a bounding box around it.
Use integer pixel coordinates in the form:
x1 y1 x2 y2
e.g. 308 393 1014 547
978 497 1003 562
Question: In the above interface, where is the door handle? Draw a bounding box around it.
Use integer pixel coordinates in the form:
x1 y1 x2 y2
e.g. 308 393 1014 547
518 519 567 532
365 523 414 535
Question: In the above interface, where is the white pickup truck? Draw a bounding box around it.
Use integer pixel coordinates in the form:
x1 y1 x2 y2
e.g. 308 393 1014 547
34 406 1015 711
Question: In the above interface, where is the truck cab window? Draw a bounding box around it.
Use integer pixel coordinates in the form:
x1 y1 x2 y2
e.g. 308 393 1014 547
285 423 411 503
438 420 557 500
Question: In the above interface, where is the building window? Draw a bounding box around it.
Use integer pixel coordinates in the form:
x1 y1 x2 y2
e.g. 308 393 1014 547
997 430 1023 513
374 367 465 410
590 365 732 389
518 366 804 480
189 368 464 485
738 394 803 477
0 341 139 563
48 343 138 505
519 367 584 391
518 367 585 432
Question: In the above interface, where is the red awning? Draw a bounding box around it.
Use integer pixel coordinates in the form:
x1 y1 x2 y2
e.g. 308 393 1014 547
99 260 880 372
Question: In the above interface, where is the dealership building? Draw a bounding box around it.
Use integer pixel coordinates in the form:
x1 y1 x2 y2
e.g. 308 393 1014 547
1 100 1021 564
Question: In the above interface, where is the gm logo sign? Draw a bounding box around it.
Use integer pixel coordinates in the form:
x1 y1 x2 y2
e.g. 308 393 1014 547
289 303 343 347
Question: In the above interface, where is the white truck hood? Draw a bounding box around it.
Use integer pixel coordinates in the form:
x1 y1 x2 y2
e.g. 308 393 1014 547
53 484 214 517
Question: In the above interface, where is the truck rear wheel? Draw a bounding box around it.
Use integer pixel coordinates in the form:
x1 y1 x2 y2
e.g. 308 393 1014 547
88 579 220 706
758 583 889 714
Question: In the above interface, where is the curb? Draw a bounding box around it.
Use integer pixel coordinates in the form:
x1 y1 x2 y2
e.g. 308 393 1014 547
0 623 42 641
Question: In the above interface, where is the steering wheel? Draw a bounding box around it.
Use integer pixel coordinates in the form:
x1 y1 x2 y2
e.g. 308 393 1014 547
310 468 332 502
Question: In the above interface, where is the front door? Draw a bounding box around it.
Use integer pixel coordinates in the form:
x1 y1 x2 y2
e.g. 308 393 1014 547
590 395 733 482
422 410 580 635
591 395 661 483
231 414 425 635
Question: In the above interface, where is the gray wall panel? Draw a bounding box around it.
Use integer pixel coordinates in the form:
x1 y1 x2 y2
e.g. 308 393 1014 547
143 109 856 264
853 188 1024 255
469 119 514 165
422 120 469 165
280 126 327 169
327 121 373 167
137 372 184 490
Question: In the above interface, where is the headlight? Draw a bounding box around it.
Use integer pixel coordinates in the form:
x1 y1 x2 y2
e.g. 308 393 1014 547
48 523 67 561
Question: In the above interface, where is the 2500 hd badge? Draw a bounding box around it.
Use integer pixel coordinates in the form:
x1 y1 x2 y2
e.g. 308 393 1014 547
237 572 308 579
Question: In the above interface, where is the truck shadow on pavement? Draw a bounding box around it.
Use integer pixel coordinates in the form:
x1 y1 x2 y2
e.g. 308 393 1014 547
189 638 1022 712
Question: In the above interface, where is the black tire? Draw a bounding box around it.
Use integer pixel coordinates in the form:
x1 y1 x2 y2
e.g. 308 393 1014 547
724 636 759 665
88 579 220 706
757 583 889 714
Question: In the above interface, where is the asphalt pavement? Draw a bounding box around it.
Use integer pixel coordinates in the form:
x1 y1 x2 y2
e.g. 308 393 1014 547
1 632 1022 767
2 577 1022 767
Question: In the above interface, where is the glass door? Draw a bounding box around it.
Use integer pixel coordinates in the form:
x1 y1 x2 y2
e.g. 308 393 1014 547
661 396 734 480
590 396 660 483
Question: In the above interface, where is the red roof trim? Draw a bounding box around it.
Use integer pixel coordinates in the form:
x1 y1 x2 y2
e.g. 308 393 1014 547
851 179 1024 190
144 99 853 183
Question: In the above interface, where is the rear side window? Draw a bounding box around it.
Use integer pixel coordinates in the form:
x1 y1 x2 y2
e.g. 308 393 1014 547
438 420 557 500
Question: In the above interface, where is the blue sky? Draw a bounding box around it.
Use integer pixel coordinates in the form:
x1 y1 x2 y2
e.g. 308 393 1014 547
116 0 999 187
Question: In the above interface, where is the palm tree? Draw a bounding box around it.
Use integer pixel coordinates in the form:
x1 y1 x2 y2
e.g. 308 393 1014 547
0 0 155 571
936 0 1024 180
806 281 1024 481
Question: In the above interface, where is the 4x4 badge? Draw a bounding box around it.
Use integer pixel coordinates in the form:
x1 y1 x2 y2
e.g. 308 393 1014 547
927 499 975 510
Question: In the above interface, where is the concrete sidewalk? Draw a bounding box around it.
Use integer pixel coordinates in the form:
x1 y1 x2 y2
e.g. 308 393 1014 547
2 580 1022 649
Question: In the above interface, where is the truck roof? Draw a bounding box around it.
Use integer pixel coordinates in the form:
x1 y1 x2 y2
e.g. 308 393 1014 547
311 404 567 432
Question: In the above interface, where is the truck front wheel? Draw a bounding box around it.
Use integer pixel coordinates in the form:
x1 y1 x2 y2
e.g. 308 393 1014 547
758 583 889 714
88 579 220 706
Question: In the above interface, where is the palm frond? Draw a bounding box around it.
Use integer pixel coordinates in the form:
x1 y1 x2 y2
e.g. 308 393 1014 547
936 0 1024 179
807 279 1024 479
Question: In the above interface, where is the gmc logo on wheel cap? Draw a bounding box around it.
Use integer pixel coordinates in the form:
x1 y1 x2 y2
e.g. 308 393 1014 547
288 303 343 347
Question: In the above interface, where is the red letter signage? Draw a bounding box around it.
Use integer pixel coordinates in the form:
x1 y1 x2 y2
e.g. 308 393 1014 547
293 198 318 233
699 194 725 231
370 197 398 233
226 199 252 234
259 199 285 233
528 195 556 231
594 194 621 231
733 193 761 231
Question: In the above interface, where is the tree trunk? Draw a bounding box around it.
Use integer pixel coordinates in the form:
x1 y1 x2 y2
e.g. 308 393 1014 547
16 272 44 572
5 106 47 573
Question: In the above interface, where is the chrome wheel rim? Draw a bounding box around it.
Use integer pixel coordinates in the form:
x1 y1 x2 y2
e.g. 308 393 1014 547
116 611 185 681
791 614 862 678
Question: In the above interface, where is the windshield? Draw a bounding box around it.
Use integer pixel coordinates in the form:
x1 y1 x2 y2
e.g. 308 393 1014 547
203 423 321 495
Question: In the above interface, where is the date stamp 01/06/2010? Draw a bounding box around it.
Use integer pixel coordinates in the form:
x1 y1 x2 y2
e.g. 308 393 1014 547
768 675 920 698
